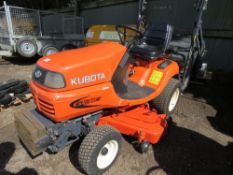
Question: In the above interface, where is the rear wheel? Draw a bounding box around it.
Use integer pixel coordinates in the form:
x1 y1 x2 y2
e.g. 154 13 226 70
150 78 180 114
78 125 121 175
62 44 76 51
41 45 59 56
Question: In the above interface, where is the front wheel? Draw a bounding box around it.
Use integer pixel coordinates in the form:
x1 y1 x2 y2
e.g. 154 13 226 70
78 125 121 175
150 78 180 115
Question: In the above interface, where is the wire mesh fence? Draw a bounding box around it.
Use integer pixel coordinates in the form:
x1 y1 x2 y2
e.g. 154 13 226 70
40 11 83 36
0 10 10 45
64 16 83 35
10 6 40 36
0 5 84 37
0 11 9 36
0 2 84 55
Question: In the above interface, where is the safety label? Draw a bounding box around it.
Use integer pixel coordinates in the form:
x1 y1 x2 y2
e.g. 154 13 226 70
148 70 164 85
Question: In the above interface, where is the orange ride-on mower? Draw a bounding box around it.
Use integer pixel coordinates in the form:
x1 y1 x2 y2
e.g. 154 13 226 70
15 1 208 175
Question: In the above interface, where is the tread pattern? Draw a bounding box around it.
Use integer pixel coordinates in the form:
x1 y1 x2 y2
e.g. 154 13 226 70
78 125 121 175
151 78 180 114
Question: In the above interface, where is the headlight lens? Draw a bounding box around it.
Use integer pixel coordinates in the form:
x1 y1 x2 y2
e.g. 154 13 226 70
44 71 65 88
33 66 65 89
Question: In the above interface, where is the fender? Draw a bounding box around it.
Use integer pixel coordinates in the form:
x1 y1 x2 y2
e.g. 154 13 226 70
125 59 180 107
153 59 179 97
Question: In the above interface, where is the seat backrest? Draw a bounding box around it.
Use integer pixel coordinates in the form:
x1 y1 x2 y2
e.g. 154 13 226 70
111 53 130 94
142 23 173 52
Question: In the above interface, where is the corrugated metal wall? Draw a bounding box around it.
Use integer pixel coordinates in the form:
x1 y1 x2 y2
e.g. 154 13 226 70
81 2 138 26
81 0 233 73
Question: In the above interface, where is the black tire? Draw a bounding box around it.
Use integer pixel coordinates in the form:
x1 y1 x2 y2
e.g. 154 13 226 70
0 94 14 105
14 84 28 94
0 80 28 94
61 44 76 51
41 45 59 56
0 92 5 99
0 79 20 91
150 78 180 115
78 125 121 175
16 37 37 58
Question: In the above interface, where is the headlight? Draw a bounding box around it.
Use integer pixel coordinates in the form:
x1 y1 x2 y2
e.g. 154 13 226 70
44 71 65 88
33 66 65 89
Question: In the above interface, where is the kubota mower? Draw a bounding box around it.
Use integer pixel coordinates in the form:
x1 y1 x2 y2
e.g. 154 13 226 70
15 0 208 175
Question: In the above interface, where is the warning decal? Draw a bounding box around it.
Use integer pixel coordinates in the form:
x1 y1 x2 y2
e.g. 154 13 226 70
148 70 164 85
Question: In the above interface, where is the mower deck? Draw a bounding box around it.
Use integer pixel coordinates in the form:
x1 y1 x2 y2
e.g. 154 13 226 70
97 105 167 144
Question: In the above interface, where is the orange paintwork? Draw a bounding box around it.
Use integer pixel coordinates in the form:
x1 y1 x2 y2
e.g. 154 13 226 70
37 42 126 91
127 57 179 106
97 105 167 144
31 41 179 123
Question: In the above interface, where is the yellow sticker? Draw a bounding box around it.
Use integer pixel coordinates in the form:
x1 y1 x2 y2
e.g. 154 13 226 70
149 70 164 85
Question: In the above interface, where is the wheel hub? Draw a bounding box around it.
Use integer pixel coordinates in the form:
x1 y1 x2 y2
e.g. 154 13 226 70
168 88 180 112
101 147 108 156
97 140 119 169
21 42 35 54
46 49 57 55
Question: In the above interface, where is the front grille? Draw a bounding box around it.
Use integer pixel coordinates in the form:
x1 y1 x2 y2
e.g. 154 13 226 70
38 98 55 117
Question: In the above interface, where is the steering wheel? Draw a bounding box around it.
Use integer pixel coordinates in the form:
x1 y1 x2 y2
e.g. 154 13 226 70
115 25 143 45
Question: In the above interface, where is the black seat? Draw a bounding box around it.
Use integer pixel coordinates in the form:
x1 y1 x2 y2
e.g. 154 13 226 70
130 23 173 60
168 34 192 63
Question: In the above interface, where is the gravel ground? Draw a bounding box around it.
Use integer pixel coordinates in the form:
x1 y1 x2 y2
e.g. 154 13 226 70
0 56 232 175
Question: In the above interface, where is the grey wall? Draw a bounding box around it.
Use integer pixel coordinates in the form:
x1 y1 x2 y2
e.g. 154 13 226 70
81 0 233 73
81 2 138 27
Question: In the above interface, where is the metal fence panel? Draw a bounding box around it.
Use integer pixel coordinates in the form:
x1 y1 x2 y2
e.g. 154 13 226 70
0 11 9 36
40 12 83 36
40 12 63 35
1 5 84 37
0 11 10 45
10 6 40 36
63 16 83 35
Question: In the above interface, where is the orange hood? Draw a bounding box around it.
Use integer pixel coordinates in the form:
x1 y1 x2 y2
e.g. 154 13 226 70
36 42 126 90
